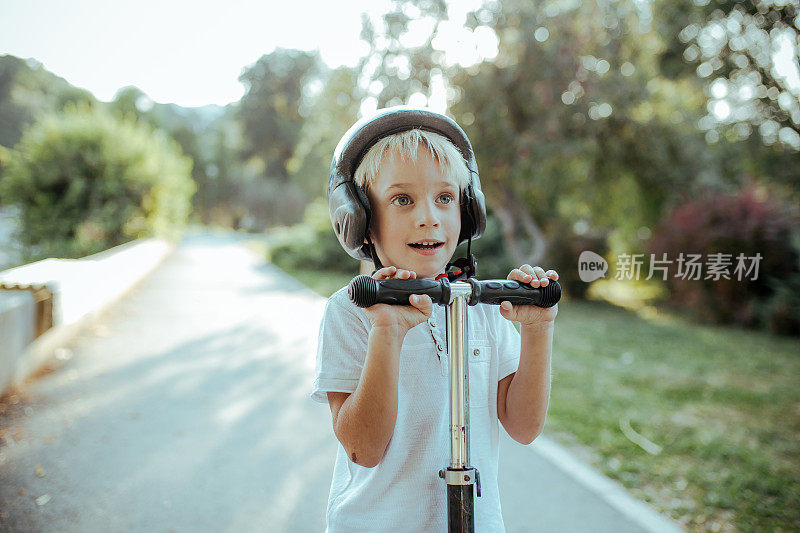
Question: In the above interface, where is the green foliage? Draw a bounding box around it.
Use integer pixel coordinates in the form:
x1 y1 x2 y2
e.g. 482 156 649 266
0 55 34 150
0 103 195 259
238 48 320 181
360 0 718 270
288 66 364 201
0 54 95 150
754 233 800 335
266 198 360 275
0 144 10 186
0 55 234 228
544 226 610 300
455 0 713 243
356 0 800 309
105 85 235 226
654 0 800 146
453 212 513 280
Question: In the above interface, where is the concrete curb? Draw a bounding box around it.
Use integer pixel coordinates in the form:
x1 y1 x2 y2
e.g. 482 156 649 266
0 238 174 395
531 436 684 532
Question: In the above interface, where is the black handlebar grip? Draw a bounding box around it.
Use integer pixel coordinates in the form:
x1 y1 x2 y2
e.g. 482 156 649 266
348 275 450 308
348 275 561 308
475 279 561 308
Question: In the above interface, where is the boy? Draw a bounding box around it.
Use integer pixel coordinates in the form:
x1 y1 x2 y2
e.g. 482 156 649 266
312 107 558 532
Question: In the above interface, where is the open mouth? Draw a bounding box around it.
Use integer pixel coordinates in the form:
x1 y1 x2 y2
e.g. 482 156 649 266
408 240 445 252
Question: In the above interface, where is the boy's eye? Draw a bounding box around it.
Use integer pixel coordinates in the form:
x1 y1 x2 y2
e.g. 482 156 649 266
392 195 411 206
438 193 455 204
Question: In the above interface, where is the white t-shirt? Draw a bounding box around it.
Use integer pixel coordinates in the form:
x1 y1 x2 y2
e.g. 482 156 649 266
311 286 521 533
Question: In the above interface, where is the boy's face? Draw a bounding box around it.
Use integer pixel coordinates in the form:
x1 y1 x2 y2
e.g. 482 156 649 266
366 147 462 280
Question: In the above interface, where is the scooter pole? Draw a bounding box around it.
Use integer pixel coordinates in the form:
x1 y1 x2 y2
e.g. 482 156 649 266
438 283 480 533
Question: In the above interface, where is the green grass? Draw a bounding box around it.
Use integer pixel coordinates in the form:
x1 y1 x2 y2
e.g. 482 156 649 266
264 256 799 532
547 300 800 532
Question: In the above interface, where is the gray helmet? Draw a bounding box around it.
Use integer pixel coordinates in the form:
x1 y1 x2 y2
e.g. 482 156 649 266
328 106 487 268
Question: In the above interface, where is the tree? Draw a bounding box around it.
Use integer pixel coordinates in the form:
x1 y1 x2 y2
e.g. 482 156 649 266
289 66 364 200
357 0 450 108
0 54 95 151
237 48 321 181
360 0 711 270
656 0 800 147
108 86 154 124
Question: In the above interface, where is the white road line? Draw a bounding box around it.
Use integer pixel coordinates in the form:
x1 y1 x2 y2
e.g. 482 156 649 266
530 436 685 533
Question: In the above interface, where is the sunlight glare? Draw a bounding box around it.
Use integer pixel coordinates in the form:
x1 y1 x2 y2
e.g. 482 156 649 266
399 18 436 49
712 100 731 120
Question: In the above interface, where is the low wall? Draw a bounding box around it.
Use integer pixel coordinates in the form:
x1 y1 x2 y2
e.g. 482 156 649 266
0 291 36 394
0 238 173 396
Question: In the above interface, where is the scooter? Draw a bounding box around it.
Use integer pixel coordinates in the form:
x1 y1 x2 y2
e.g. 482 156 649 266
348 273 561 533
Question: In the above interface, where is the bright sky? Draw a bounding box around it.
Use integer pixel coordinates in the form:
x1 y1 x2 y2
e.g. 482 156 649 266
0 0 495 108
0 0 394 107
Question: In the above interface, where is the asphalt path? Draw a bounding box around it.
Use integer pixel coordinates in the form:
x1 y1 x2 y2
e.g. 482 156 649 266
0 233 682 532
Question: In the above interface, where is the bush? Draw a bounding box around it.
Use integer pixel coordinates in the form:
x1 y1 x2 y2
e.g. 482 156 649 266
649 186 799 334
542 223 609 300
753 233 800 334
0 103 195 259
267 198 360 274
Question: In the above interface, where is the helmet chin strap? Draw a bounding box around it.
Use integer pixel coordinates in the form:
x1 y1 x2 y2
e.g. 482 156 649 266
445 236 477 281
367 234 384 273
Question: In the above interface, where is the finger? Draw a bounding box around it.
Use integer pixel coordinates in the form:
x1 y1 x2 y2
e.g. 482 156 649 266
409 294 433 316
518 267 540 286
398 269 412 279
532 266 548 285
545 269 559 280
508 268 531 282
499 300 515 320
519 265 539 283
373 266 396 280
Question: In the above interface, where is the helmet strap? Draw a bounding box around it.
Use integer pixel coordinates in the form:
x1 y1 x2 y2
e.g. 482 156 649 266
366 233 384 273
443 237 477 281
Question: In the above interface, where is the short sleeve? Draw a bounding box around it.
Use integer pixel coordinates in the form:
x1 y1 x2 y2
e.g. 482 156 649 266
310 292 370 403
493 308 521 381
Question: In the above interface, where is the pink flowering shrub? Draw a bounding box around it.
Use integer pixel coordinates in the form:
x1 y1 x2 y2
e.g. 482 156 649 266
649 186 799 334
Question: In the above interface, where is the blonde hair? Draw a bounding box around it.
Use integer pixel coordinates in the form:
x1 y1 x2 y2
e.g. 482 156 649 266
354 129 471 192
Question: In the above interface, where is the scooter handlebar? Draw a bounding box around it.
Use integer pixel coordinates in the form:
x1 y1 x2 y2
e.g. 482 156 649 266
473 278 561 308
348 276 450 308
348 275 561 309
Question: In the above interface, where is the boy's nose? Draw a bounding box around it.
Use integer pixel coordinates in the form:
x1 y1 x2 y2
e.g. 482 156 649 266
415 199 440 227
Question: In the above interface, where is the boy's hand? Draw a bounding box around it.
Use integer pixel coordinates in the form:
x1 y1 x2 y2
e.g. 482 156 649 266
362 266 433 334
499 265 559 326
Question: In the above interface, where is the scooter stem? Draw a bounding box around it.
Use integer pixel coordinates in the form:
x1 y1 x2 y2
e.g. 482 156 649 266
439 283 480 533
